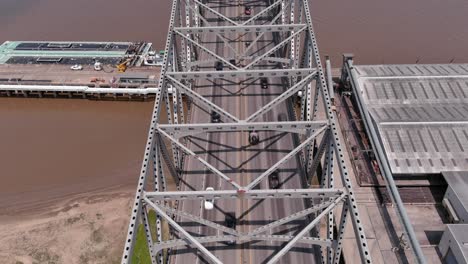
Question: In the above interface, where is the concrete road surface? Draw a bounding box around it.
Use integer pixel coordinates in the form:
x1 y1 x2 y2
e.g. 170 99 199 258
172 1 317 263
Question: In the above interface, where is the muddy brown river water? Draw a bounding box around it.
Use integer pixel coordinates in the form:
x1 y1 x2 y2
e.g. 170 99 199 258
0 0 467 213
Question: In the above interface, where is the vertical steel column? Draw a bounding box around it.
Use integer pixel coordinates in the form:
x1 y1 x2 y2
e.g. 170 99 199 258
121 0 178 262
301 0 373 262
344 56 426 264
153 141 165 264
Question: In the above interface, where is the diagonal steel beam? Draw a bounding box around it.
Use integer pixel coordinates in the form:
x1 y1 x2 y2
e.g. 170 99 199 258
157 204 239 236
243 11 283 56
141 205 157 264
193 0 238 26
167 75 240 123
175 30 240 70
157 128 242 190
121 0 177 262
301 0 373 261
182 1 239 57
308 130 330 184
245 125 327 190
266 193 346 264
248 200 334 236
242 0 283 25
243 26 306 69
144 198 223 264
157 133 180 184
333 201 349 264
245 72 316 122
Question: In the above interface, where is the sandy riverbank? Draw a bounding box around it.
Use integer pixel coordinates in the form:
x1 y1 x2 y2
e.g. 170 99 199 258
0 187 134 264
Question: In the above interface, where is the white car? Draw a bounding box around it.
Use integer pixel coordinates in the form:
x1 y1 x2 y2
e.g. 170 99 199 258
70 64 83 71
204 187 214 210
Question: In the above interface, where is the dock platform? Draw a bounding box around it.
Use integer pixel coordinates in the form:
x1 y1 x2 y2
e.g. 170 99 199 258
0 41 162 100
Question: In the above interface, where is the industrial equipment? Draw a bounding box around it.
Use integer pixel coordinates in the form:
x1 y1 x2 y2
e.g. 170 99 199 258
117 58 132 73
93 61 102 71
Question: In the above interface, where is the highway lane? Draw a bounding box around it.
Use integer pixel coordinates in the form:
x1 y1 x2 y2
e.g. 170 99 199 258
172 1 316 263
173 1 241 263
241 6 316 262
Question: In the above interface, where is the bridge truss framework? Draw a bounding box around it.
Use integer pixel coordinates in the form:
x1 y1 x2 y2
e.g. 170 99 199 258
121 0 373 263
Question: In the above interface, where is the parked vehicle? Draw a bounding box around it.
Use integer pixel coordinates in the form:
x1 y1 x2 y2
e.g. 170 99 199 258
70 64 83 71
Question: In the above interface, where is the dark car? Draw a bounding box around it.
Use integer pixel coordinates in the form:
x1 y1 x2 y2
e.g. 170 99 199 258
229 59 236 67
211 111 221 123
260 78 268 89
249 131 259 145
215 61 223 71
225 212 237 244
269 170 280 189
244 6 252 15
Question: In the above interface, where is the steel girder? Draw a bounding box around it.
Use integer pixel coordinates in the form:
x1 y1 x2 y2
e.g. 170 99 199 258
145 188 344 201
175 24 306 34
343 56 426 263
158 120 328 138
167 68 316 80
122 0 373 264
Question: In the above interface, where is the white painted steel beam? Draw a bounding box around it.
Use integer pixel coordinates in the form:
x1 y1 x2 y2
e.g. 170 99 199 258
248 201 334 236
158 120 328 139
167 75 240 123
157 128 243 190
144 198 223 264
243 27 306 69
246 126 327 190
157 204 239 235
144 188 344 201
266 193 346 264
245 72 317 122
193 0 238 26
166 68 316 80
121 0 178 262
175 24 306 34
301 0 373 261
243 0 283 25
174 30 240 70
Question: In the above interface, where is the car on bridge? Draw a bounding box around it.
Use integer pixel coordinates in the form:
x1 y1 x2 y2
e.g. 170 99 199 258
249 131 259 145
244 6 252 15
204 187 215 210
211 111 221 123
269 170 280 189
260 78 269 89
215 61 223 71
224 212 237 245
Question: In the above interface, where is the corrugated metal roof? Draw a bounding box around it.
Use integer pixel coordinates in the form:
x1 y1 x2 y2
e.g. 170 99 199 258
353 64 468 174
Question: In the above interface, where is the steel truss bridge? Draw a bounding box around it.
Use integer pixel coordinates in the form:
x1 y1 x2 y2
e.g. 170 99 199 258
122 0 372 263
